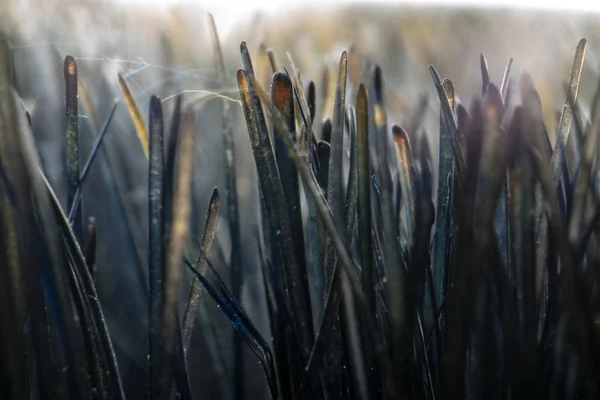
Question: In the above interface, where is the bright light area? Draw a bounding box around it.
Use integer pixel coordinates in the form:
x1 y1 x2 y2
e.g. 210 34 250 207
117 0 600 37
116 0 600 12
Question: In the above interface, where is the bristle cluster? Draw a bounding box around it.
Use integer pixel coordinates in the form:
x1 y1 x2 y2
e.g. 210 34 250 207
236 36 600 400
0 12 598 400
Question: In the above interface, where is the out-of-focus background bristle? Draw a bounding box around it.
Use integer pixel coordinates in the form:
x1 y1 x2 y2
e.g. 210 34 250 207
7 0 600 139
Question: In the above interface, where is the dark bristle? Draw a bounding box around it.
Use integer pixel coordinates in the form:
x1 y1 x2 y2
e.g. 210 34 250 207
433 69 458 352
431 69 467 178
68 100 119 223
160 101 196 400
500 57 514 101
150 95 162 118
442 78 455 111
456 103 470 154
271 69 313 382
480 53 490 96
321 118 332 143
272 72 295 125
180 187 221 375
85 216 97 282
64 55 81 241
42 173 126 399
240 41 255 75
317 53 349 397
549 38 587 188
209 15 243 398
428 64 442 86
148 94 165 400
373 64 384 103
307 80 316 125
239 67 317 395
317 141 330 191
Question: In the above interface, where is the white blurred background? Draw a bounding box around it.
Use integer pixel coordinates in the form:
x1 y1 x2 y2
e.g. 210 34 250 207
116 0 600 36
